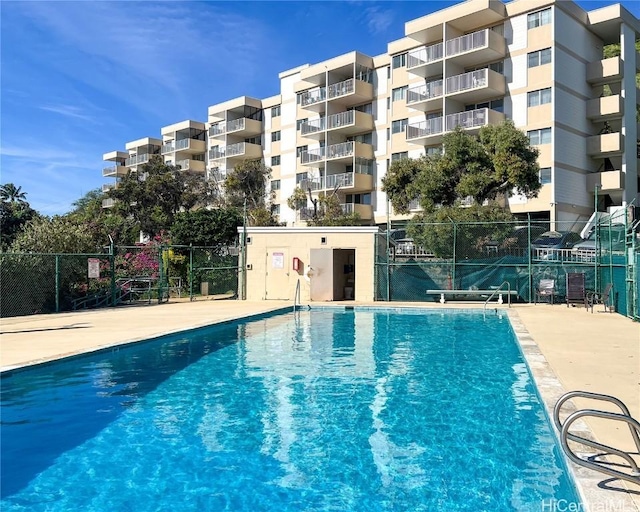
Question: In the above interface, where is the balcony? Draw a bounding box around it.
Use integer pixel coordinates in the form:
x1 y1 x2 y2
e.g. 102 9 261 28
327 78 374 107
445 107 504 132
407 42 444 78
586 95 623 121
125 153 150 167
302 171 374 193
209 142 262 162
300 118 326 138
587 132 624 157
162 139 206 154
299 86 326 112
445 29 505 68
406 117 444 145
102 183 117 193
102 198 116 209
175 159 206 173
209 169 227 182
341 203 373 220
406 79 444 111
586 57 622 85
300 141 374 165
208 118 262 138
445 68 505 103
586 170 623 192
326 110 374 135
102 165 127 177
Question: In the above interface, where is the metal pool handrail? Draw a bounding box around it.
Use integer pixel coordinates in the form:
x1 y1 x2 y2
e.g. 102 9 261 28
483 281 511 310
553 390 640 485
294 279 301 311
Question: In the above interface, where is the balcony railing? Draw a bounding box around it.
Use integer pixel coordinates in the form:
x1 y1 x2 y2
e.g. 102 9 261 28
446 69 487 94
328 78 355 100
161 143 175 154
327 110 354 130
407 42 444 69
102 183 116 193
406 117 443 139
125 154 150 166
208 142 248 160
102 166 124 177
407 80 443 105
300 87 326 107
445 108 489 131
301 118 326 135
326 172 354 189
446 29 487 57
176 139 191 150
209 118 247 137
175 159 191 170
209 169 227 182
102 198 116 208
299 179 323 191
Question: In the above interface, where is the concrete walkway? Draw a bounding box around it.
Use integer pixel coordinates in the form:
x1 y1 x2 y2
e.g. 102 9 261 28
2 300 639 509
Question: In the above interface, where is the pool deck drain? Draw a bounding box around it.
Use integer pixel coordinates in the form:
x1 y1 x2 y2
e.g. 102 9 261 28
1 300 639 510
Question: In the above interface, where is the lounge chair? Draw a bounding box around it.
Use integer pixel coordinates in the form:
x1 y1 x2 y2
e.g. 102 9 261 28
586 283 613 313
534 279 556 304
566 272 587 308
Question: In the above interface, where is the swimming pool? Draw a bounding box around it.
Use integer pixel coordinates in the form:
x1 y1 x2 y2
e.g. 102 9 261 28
1 308 580 511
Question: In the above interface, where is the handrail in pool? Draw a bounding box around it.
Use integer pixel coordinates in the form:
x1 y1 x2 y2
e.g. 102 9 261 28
554 390 640 485
294 279 301 311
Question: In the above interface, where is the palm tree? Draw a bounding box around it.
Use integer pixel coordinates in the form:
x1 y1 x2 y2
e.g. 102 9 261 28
0 183 27 204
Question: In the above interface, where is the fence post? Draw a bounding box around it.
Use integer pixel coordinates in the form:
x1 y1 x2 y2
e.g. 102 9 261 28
189 244 194 301
55 255 60 313
527 214 532 303
110 242 117 307
157 245 164 304
451 222 457 289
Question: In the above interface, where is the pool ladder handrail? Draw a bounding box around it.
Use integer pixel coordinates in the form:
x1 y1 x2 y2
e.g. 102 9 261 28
293 279 301 311
553 390 640 485
483 281 511 311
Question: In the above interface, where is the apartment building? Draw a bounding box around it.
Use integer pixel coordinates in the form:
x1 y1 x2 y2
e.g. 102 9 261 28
103 0 639 227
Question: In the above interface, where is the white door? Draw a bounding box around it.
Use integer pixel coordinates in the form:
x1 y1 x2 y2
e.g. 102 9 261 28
265 248 290 300
310 248 334 301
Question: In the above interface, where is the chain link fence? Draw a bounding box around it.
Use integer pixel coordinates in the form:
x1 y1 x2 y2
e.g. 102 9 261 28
375 218 638 319
0 245 240 318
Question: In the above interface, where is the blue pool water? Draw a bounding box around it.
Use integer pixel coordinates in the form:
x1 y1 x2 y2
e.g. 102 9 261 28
1 308 580 511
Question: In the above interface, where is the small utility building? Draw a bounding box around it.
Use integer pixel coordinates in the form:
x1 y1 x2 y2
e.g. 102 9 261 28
240 227 379 302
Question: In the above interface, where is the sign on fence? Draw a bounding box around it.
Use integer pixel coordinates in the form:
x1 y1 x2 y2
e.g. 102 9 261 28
88 258 100 278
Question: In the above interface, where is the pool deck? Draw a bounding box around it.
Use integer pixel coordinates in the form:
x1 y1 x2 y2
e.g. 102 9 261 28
1 300 639 510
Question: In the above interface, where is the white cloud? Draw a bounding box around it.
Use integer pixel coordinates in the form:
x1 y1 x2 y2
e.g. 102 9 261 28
363 6 395 35
39 104 97 123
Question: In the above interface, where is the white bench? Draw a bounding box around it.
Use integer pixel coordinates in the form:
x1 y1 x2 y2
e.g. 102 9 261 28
426 289 519 305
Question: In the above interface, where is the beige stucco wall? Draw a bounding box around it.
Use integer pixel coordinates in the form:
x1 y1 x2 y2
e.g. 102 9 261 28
242 227 379 302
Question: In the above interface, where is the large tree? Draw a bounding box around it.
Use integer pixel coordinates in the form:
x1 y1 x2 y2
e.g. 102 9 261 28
287 187 361 226
1 201 40 250
0 183 27 204
224 159 279 226
382 121 541 215
107 156 209 237
11 216 98 253
170 208 242 248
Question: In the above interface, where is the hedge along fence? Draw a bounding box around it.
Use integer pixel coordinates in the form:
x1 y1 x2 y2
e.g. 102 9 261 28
0 245 240 318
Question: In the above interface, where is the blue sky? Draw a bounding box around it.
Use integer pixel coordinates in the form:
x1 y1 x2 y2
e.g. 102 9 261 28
1 0 637 216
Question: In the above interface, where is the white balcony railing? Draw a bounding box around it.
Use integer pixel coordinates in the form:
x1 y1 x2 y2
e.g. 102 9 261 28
102 183 116 193
102 166 121 177
341 203 354 214
301 141 356 164
445 108 489 131
175 139 190 151
102 198 116 208
161 143 175 154
209 169 227 182
208 142 247 160
407 42 444 69
445 29 487 57
209 118 247 137
406 117 444 139
125 153 150 166
326 172 354 189
300 87 326 107
446 69 488 95
328 78 355 100
407 80 444 105
175 159 190 170
327 110 354 130
301 118 325 135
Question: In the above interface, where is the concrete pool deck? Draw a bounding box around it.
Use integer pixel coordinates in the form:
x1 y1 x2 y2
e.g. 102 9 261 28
1 300 639 509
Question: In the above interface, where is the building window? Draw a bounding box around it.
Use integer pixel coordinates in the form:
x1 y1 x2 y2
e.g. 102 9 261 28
392 86 407 102
527 88 552 107
271 155 281 166
425 146 442 156
272 204 280 215
296 172 307 184
270 179 281 191
354 103 373 114
392 53 407 69
271 130 281 142
527 8 551 29
465 98 504 112
391 118 408 134
391 152 408 162
296 118 308 130
296 145 308 158
271 105 281 117
539 167 552 184
245 136 261 145
528 128 552 145
528 48 552 68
